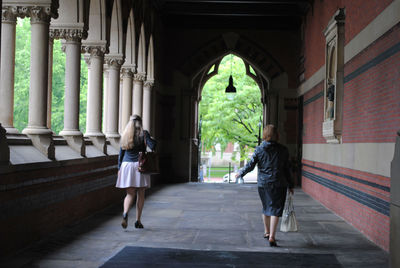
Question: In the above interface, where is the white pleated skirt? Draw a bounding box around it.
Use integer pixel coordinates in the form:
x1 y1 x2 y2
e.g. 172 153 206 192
116 162 151 188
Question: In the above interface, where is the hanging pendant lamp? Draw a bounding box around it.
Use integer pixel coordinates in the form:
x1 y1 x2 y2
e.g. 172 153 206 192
225 55 236 100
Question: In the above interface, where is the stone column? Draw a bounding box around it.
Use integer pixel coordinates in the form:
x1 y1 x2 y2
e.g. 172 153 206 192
143 80 154 133
52 29 86 156
83 46 107 154
103 67 109 133
132 72 146 117
47 37 54 130
120 67 134 132
104 57 124 148
22 7 55 159
0 6 19 134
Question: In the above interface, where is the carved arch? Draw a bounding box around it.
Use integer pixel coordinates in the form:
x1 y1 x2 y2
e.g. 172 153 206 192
122 8 136 71
137 23 146 74
108 0 123 56
147 35 154 80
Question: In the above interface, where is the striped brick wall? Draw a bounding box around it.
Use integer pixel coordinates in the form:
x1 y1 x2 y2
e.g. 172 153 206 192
0 156 123 256
343 24 400 143
302 81 325 144
301 4 399 251
302 159 390 250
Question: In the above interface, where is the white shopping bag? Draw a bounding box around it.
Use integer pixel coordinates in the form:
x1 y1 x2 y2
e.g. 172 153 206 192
280 191 298 232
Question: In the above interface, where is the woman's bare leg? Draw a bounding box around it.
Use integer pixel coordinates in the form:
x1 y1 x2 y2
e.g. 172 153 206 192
269 216 279 241
262 214 270 236
136 188 146 222
123 187 137 214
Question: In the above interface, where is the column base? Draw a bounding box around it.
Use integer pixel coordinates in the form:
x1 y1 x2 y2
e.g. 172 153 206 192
25 133 55 160
60 131 85 157
22 126 53 135
85 132 107 154
4 126 19 134
0 124 10 165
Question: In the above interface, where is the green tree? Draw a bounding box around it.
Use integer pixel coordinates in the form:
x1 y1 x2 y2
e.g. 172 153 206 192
14 18 31 132
199 55 263 163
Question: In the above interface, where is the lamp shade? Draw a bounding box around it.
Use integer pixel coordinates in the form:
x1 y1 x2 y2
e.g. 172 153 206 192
225 75 236 93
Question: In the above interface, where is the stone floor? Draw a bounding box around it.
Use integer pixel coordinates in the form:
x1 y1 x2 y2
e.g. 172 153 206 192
1 183 389 267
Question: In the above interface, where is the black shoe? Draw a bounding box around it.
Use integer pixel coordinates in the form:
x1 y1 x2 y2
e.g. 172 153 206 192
121 213 128 229
135 220 144 229
269 239 277 247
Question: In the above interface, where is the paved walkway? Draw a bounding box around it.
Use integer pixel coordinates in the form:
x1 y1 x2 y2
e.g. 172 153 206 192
2 183 389 267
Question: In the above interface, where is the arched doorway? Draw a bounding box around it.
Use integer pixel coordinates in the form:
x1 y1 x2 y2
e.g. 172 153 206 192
198 54 263 183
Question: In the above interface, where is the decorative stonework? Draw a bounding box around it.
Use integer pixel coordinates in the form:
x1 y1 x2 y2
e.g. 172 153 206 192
82 46 107 66
50 28 87 42
144 80 154 88
104 56 124 69
322 8 345 144
2 6 18 23
2 1 59 21
121 67 134 78
134 72 146 82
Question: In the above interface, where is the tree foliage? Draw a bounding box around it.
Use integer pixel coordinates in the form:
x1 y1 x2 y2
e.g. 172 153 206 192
14 18 88 134
199 54 263 161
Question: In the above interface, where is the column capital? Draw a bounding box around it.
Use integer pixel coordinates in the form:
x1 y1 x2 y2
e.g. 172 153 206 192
29 5 58 24
2 6 18 23
134 72 146 82
83 46 106 66
50 28 87 42
121 67 135 78
144 80 154 88
104 56 124 69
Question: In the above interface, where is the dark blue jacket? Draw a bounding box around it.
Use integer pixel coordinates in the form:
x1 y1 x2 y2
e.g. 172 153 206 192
239 141 293 188
118 130 157 169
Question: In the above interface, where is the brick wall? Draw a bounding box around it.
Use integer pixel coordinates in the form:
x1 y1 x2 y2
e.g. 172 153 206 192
302 81 325 144
302 159 390 250
304 0 393 80
343 23 400 143
301 1 399 251
0 157 124 256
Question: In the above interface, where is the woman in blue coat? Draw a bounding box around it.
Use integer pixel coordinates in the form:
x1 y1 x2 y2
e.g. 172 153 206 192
236 124 294 247
116 115 156 229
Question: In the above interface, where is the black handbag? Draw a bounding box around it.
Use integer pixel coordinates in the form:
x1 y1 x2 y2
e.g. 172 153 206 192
138 135 159 174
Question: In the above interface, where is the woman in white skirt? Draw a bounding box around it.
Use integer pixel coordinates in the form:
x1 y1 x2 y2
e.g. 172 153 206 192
116 115 156 229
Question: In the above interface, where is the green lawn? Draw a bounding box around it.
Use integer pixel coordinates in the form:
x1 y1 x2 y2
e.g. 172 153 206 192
207 167 234 178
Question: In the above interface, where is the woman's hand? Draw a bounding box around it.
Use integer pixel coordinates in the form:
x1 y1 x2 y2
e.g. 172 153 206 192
289 188 294 195
235 173 240 179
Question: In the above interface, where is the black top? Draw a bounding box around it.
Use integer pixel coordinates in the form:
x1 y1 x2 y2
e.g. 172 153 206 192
239 141 293 188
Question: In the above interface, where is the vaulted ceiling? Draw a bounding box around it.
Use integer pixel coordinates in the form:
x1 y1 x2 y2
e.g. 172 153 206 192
153 0 313 30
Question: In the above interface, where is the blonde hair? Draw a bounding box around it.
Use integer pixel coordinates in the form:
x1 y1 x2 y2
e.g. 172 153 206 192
120 115 143 150
262 124 278 142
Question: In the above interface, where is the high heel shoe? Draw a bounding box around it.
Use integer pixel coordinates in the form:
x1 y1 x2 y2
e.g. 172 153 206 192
135 220 144 229
269 239 277 247
121 213 128 229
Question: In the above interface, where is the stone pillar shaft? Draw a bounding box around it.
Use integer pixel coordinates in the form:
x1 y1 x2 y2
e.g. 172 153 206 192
83 46 107 154
105 63 122 137
61 39 81 134
133 73 146 117
24 18 51 134
86 53 104 136
0 9 18 133
143 80 153 133
121 68 133 131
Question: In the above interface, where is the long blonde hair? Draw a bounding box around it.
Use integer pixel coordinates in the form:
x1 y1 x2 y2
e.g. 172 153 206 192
120 115 143 150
